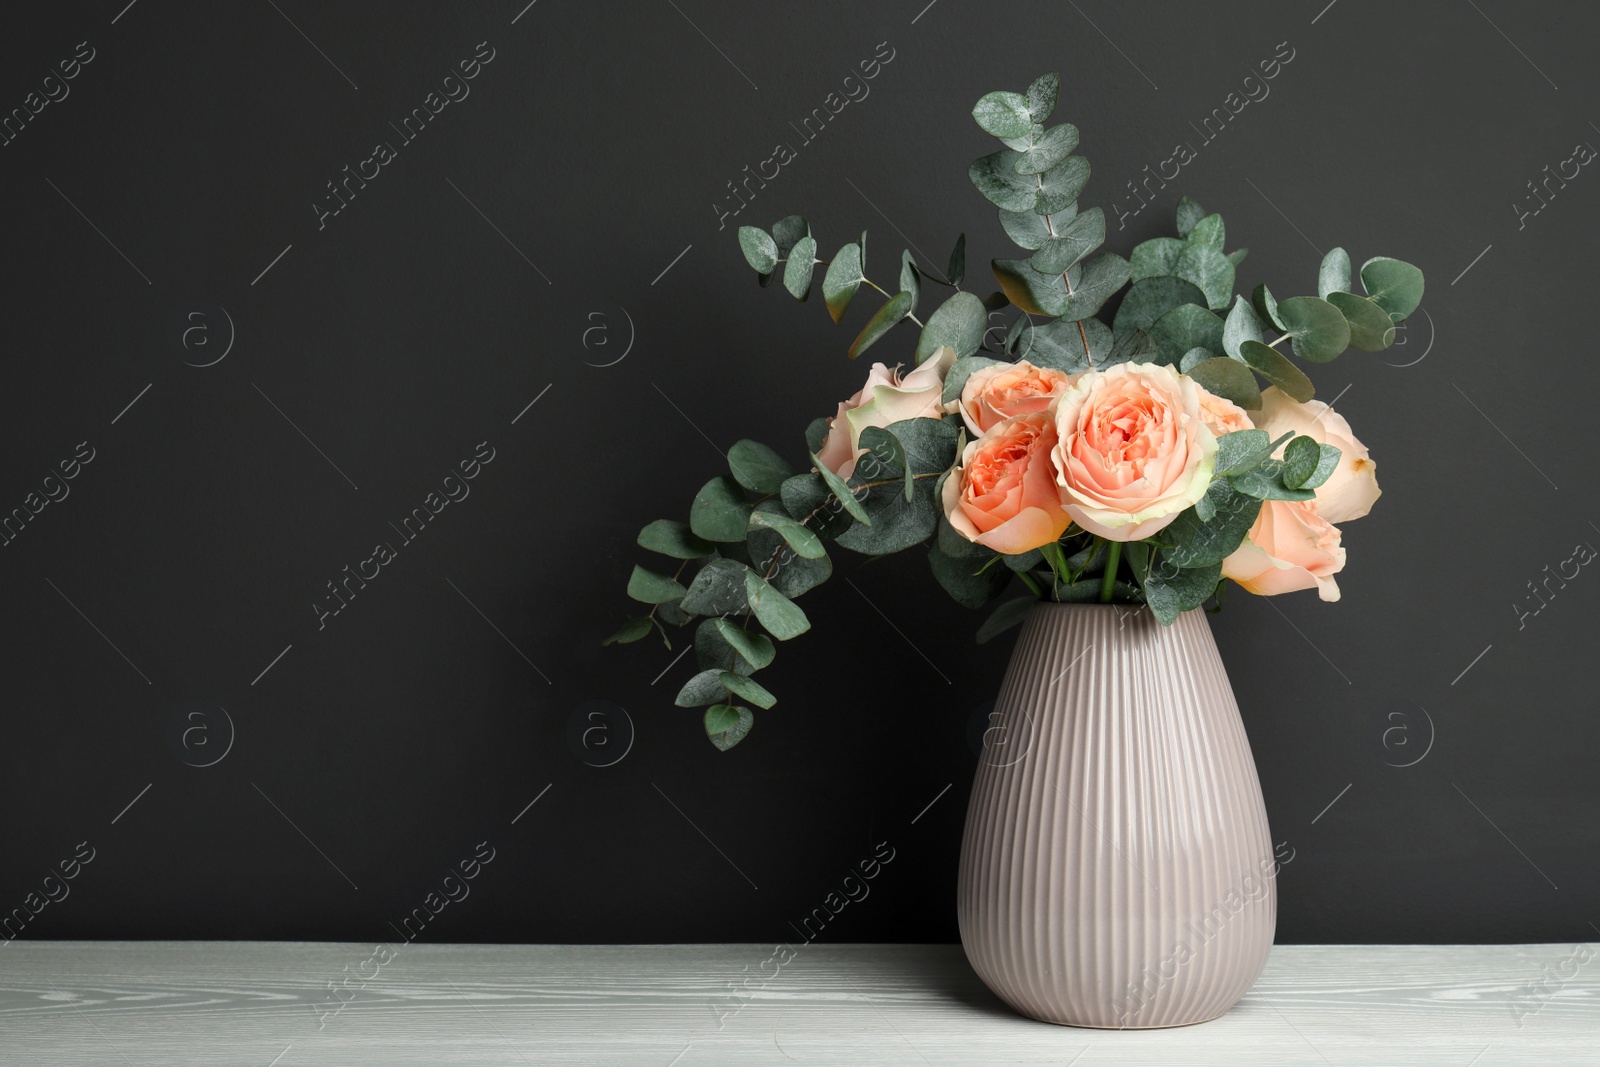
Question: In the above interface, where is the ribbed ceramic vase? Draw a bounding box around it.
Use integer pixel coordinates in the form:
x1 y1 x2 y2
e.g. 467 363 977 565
957 602 1276 1029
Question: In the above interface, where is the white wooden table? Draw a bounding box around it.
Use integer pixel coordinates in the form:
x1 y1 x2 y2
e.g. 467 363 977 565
1 942 1592 1064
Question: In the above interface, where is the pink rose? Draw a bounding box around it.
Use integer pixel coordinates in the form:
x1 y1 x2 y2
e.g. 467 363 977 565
1221 499 1346 601
1050 362 1216 541
816 347 955 480
1196 386 1253 437
942 411 1072 555
953 359 1076 435
1250 387 1379 524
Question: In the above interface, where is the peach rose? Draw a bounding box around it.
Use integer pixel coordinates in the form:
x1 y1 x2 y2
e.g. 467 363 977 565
953 359 1075 435
1250 387 1379 524
1221 499 1346 601
816 347 955 479
942 411 1072 555
1051 362 1216 541
1196 387 1253 436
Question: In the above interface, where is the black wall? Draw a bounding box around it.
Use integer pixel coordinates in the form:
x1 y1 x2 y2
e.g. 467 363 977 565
0 0 1593 946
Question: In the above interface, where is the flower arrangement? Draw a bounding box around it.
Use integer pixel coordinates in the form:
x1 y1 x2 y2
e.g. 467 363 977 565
608 73 1423 751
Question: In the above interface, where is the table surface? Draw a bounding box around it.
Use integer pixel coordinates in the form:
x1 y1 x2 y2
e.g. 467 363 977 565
1 941 1593 1065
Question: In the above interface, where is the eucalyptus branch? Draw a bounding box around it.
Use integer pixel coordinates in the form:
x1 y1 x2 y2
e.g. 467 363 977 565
1036 175 1094 368
861 277 925 327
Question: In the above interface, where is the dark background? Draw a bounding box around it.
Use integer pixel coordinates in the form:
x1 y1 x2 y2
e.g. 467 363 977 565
0 0 1592 948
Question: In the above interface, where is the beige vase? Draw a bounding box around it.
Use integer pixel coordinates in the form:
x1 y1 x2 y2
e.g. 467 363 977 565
957 602 1277 1028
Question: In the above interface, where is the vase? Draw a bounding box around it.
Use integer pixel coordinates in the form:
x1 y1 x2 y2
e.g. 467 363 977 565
957 602 1277 1029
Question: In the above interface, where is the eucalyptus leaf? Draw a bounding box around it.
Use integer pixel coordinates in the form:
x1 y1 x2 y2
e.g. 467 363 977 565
1017 317 1111 374
1030 207 1105 273
748 509 826 559
627 565 687 605
704 704 754 751
1228 459 1317 501
1318 247 1351 299
1025 72 1059 121
1187 213 1225 252
976 597 1037 643
1150 303 1224 364
1175 243 1235 310
1035 154 1091 214
848 290 915 359
972 90 1033 138
1015 124 1080 174
720 671 776 709
900 249 920 313
1130 236 1185 281
970 150 1037 212
916 291 986 362
1159 483 1263 568
942 354 1005 405
1283 437 1341 490
1359 256 1425 321
680 558 754 616
1060 252 1131 321
1103 326 1160 367
1176 196 1206 238
810 452 871 524
690 476 752 542
1251 283 1286 332
744 571 811 639
929 542 1011 608
1276 296 1351 362
638 519 714 560
1239 340 1315 403
998 207 1055 250
1213 429 1273 477
675 668 728 708
771 215 809 257
602 616 652 646
822 242 863 324
1185 356 1261 410
695 617 755 675
1113 276 1209 333
728 439 795 494
993 258 1068 316
783 236 816 300
1142 560 1222 624
1327 291 1397 351
714 618 775 670
947 232 966 286
1222 295 1264 360
738 227 777 274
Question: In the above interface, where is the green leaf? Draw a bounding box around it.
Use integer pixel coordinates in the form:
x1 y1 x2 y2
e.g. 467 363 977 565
1222 295 1264 360
1186 356 1261 410
738 226 778 274
1025 72 1059 121
834 476 938 555
704 704 754 751
993 258 1068 316
1276 296 1350 362
1175 243 1234 310
1213 429 1273 477
783 235 817 300
941 354 1005 405
810 452 871 524
805 417 829 455
916 291 986 363
1180 346 1212 373
947 232 966 286
1176 196 1206 238
972 90 1033 138
748 508 826 559
1142 560 1222 625
1228 248 1249 268
1251 283 1285 332
695 617 754 675
1103 326 1160 367
680 558 754 615
602 616 652 646
1030 207 1104 273
690 475 752 542
1113 277 1209 333
713 618 775 670
638 519 714 560
675 669 727 707
1283 437 1341 490
720 671 775 709
1228 459 1316 501
744 571 810 640
1187 213 1225 252
969 150 1037 211
1239 340 1315 403
848 290 915 359
822 242 863 324
1159 483 1263 568
1034 154 1091 214
1359 256 1425 321
1060 252 1131 321
1317 247 1351 299
998 207 1054 250
1327 291 1397 351
1015 124 1079 174
1150 303 1224 364
746 502 834 596
781 471 849 539
976 597 1036 643
1016 317 1111 374
728 439 795 494
1130 236 1185 281
628 564 686 605
899 249 920 314
771 215 808 257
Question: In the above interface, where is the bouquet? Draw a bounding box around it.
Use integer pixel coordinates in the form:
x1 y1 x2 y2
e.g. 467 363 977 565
608 72 1423 751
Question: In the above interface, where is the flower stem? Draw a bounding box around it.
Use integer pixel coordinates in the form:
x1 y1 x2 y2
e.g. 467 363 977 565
1099 541 1122 604
1016 570 1044 599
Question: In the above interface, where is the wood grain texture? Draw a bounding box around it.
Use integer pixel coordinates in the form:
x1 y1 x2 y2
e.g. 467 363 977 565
0 941 1593 1064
